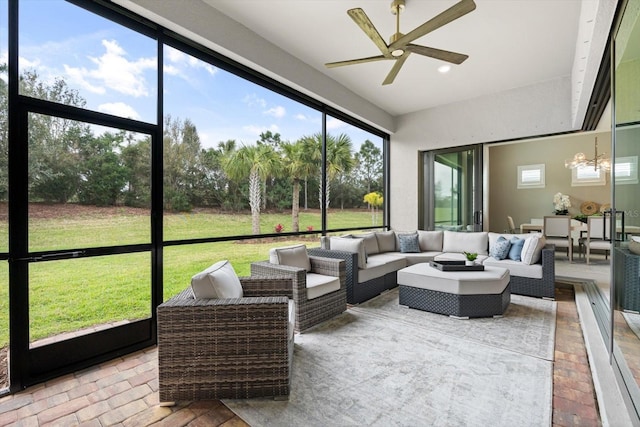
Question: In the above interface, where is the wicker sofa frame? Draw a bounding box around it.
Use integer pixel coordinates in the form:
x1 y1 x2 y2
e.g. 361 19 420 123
307 247 393 304
157 277 294 402
509 244 556 299
614 247 640 312
309 243 556 302
251 254 346 332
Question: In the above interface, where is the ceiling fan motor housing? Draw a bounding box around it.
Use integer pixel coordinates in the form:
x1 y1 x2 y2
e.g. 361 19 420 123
390 0 406 15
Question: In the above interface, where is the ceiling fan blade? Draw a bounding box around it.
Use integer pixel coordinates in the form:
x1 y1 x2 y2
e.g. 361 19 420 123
382 53 410 86
347 8 392 57
389 0 476 51
405 44 468 64
325 55 389 68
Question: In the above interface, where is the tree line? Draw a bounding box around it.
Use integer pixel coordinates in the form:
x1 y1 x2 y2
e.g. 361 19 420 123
0 67 384 233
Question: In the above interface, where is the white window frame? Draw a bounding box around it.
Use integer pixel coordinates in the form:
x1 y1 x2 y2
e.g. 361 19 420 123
571 165 606 186
517 164 545 189
614 156 638 185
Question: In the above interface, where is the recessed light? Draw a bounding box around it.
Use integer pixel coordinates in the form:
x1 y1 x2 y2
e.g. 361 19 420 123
438 65 451 73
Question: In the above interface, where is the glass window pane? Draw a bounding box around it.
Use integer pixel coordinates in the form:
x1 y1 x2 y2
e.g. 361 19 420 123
162 45 322 239
28 113 151 251
325 116 384 231
28 253 151 346
163 237 320 301
19 0 157 123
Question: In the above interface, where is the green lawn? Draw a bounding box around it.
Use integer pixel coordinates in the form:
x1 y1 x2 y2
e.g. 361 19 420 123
0 208 382 347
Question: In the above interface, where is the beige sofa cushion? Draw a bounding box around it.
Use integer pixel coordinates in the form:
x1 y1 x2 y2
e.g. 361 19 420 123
442 231 488 255
483 257 543 279
330 237 367 269
417 230 444 251
354 232 380 255
358 253 407 283
375 231 397 252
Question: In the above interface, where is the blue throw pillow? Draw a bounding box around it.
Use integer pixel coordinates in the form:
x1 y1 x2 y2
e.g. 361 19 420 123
508 237 525 261
399 233 420 253
490 236 511 260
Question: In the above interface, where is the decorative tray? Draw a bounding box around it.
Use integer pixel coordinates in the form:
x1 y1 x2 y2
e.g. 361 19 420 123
429 260 485 272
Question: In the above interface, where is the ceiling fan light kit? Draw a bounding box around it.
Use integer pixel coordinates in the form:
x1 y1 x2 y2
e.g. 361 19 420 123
325 0 476 85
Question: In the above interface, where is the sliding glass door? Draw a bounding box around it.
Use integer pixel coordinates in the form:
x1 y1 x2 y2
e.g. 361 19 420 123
610 0 640 421
422 145 483 231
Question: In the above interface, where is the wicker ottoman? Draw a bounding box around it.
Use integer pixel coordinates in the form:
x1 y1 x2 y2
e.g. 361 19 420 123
397 263 510 319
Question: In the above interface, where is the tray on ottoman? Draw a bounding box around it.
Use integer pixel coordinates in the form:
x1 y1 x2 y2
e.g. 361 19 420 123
430 260 484 272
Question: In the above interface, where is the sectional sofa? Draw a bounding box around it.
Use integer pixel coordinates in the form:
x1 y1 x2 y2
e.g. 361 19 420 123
308 229 555 304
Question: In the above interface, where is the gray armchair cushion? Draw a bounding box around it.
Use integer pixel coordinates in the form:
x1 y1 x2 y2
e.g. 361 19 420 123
270 244 311 271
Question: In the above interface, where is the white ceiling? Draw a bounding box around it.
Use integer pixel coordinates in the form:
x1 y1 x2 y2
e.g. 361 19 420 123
201 0 596 117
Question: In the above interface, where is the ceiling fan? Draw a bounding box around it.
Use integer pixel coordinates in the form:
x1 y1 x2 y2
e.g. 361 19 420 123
325 0 476 85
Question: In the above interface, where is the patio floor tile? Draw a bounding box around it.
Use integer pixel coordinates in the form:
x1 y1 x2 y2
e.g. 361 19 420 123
0 284 599 426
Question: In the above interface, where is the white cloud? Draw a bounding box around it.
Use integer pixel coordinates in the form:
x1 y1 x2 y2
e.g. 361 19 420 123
165 45 217 77
243 93 267 109
64 39 156 98
264 105 286 118
19 56 41 69
163 64 181 76
165 45 185 63
294 113 308 120
326 117 346 130
187 56 217 75
243 124 280 137
64 64 105 94
98 102 141 120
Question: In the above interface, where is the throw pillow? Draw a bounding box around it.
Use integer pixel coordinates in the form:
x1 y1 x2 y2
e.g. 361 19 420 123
398 233 420 253
375 231 397 252
269 244 311 271
521 234 546 265
191 260 243 299
356 232 380 255
489 236 511 260
508 237 526 261
417 230 444 251
330 237 367 269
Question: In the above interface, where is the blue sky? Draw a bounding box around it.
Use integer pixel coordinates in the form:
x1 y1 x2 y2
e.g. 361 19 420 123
11 0 381 150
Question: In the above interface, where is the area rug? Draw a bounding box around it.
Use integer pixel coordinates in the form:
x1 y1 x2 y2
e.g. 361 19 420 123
223 289 556 426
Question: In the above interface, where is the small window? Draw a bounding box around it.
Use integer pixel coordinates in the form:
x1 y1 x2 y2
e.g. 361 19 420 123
615 156 638 185
571 165 606 186
517 164 545 189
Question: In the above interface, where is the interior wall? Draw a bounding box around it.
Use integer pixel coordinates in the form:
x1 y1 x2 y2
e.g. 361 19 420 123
487 131 611 233
390 77 575 231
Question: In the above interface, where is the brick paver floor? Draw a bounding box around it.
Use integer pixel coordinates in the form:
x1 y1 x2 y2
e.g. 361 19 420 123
0 284 601 426
552 286 601 426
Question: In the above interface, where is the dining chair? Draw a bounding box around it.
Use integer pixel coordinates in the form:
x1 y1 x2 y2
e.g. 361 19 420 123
585 215 612 264
506 216 517 233
543 215 573 261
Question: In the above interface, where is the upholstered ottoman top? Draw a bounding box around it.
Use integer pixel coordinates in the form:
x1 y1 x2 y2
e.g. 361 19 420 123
397 263 510 295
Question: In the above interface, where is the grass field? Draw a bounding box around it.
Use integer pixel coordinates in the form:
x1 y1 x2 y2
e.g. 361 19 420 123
0 207 383 347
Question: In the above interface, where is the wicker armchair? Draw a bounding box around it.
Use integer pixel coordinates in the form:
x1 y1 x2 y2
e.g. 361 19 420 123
251 254 346 333
157 276 294 402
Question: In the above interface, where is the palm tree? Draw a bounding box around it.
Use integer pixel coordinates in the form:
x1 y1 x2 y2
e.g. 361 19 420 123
305 133 354 209
222 144 279 234
281 140 316 232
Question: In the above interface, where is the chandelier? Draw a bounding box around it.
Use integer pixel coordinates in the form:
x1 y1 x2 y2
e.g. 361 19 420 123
564 137 611 171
